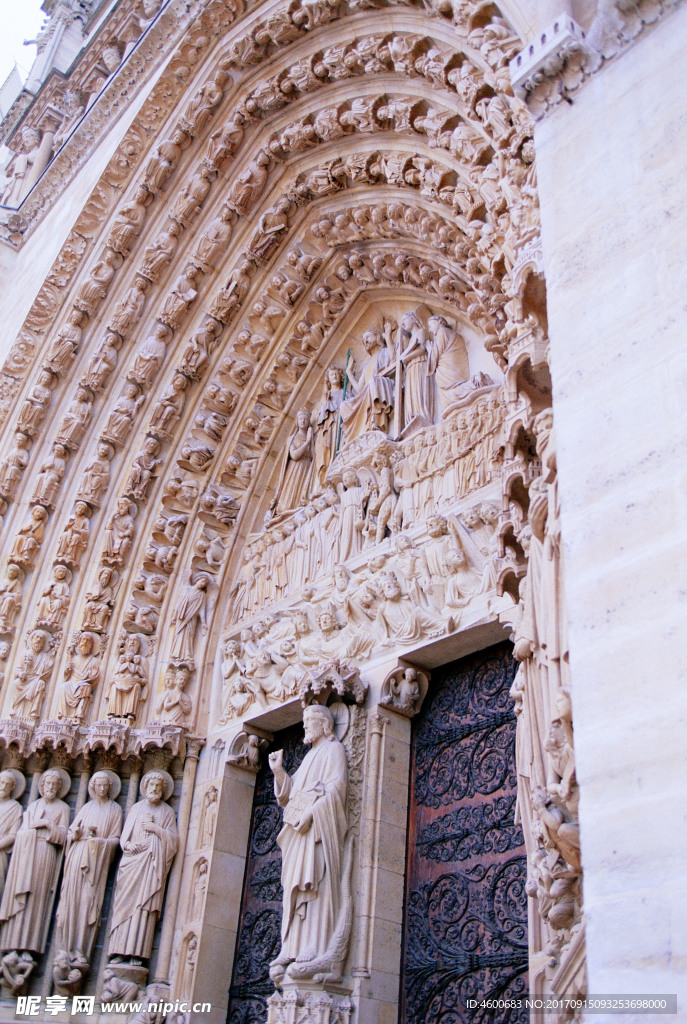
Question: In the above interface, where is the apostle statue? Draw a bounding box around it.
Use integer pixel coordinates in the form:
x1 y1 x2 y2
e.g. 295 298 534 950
0 769 70 960
108 771 178 964
268 704 348 985
54 771 122 978
0 772 24 900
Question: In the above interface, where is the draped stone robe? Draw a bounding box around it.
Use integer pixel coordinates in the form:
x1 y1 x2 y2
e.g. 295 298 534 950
0 800 23 900
274 737 348 964
55 798 122 960
0 797 70 953
108 799 178 959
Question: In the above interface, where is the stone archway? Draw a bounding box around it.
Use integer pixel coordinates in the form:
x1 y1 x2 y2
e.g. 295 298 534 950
0 0 583 1018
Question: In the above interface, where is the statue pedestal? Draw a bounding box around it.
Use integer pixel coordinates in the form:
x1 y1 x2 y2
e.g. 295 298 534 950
267 984 354 1024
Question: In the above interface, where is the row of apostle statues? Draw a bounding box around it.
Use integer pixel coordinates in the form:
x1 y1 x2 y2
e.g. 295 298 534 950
270 310 498 516
0 766 177 997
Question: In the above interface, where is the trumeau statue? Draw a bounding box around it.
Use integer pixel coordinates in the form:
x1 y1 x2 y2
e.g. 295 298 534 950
108 771 178 964
269 704 349 986
0 769 70 962
54 771 122 984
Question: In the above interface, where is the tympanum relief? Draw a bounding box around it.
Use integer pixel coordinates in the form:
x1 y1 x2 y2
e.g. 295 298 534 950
219 304 505 722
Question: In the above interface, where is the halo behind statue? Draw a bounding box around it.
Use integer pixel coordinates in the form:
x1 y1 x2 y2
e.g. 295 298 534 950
0 768 26 800
140 769 174 801
39 766 71 799
88 769 121 800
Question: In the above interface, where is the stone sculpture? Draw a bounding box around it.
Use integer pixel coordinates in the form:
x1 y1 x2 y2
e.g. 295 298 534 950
169 576 210 664
36 565 72 629
339 328 394 440
10 506 47 568
271 408 314 514
0 565 24 634
0 434 31 500
0 772 24 900
9 629 55 720
268 704 349 985
0 769 70 964
56 631 102 723
55 502 91 567
426 315 469 413
108 771 178 964
54 771 122 985
107 634 149 720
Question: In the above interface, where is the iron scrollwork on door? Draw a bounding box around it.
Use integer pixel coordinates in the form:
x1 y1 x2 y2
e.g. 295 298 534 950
227 723 307 1024
401 642 529 1024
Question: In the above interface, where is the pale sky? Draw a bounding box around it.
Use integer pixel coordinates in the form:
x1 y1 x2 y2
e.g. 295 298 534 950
0 0 45 87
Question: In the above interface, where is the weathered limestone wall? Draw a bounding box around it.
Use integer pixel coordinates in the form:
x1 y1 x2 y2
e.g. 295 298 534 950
535 5 687 1004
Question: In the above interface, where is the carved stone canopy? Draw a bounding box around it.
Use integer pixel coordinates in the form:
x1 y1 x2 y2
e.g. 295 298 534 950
298 660 366 708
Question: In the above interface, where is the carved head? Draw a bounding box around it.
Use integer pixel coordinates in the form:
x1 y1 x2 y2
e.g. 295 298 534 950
427 514 448 537
0 771 16 800
90 770 115 800
39 769 66 802
303 703 334 744
296 407 311 430
362 329 382 354
30 629 49 653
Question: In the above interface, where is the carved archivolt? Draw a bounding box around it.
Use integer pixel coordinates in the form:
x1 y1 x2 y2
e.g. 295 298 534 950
0 0 582 1013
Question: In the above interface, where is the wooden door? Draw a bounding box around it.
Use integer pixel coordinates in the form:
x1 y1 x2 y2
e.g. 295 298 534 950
400 642 528 1024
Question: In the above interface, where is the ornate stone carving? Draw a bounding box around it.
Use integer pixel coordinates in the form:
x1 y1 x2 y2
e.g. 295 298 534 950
55 502 92 567
268 704 352 985
169 575 210 666
103 383 145 445
103 499 137 567
0 565 24 636
10 505 47 568
8 629 56 721
149 373 188 441
226 731 268 771
0 433 32 501
83 568 119 633
56 631 103 723
129 324 173 388
108 771 178 964
155 663 192 725
36 565 72 631
78 441 115 507
53 771 122 992
0 771 24 902
16 372 55 437
0 769 70 968
107 633 150 721
57 386 94 450
380 661 429 716
125 436 162 502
